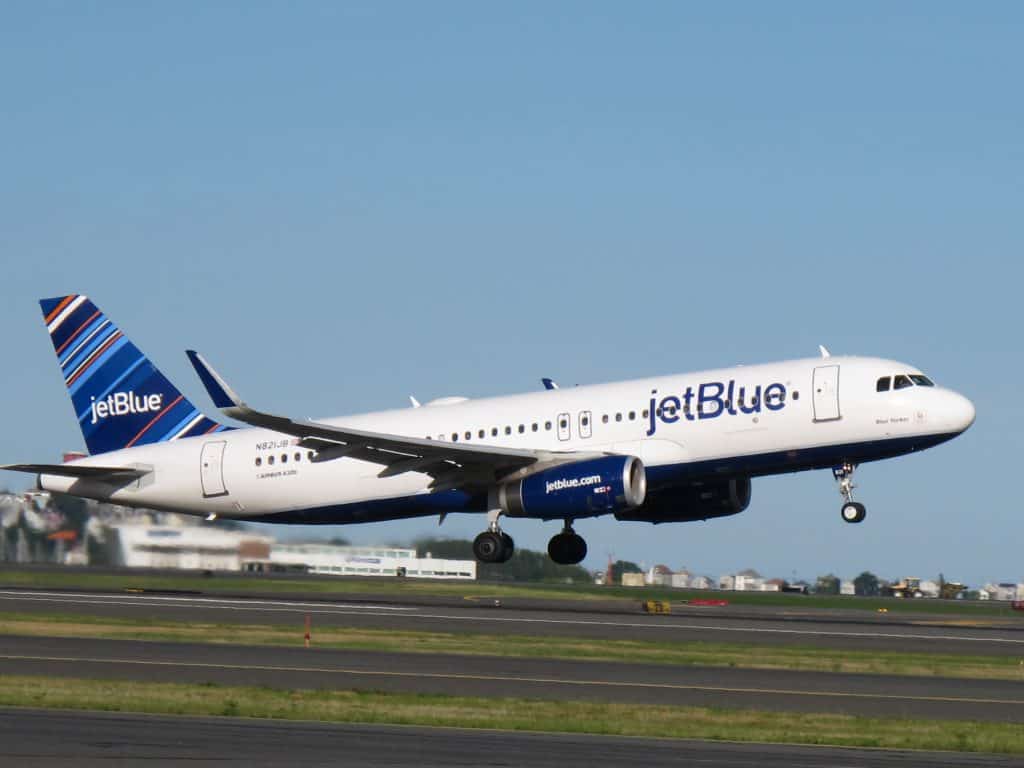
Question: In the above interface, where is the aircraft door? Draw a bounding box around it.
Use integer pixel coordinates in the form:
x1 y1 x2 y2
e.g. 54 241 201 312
200 441 229 497
812 365 841 422
579 411 592 439
557 412 571 441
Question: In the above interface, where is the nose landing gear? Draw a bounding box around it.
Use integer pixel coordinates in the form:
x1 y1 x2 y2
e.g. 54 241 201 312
833 463 866 523
548 521 587 565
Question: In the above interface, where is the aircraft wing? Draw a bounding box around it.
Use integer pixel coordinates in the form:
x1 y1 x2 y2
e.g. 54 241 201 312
1 463 150 480
186 351 595 492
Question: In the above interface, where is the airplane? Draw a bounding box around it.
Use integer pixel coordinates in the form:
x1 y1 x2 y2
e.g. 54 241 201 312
3 295 975 566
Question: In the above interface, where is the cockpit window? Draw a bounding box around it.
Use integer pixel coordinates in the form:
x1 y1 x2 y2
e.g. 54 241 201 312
909 374 934 387
893 375 913 390
876 377 891 392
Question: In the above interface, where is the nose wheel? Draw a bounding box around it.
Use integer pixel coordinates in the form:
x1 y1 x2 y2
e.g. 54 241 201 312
833 463 867 523
548 521 587 565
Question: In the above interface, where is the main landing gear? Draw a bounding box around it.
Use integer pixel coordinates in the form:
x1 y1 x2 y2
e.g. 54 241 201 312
548 521 587 566
833 462 866 524
473 510 514 564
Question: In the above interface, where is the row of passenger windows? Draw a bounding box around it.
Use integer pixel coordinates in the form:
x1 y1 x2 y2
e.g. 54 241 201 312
255 451 315 467
426 390 798 443
876 374 934 392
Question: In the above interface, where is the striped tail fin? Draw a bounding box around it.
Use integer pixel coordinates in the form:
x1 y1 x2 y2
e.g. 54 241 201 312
39 295 227 456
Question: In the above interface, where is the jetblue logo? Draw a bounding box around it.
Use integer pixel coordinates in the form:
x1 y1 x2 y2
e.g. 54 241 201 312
89 392 163 425
545 474 602 495
646 379 787 436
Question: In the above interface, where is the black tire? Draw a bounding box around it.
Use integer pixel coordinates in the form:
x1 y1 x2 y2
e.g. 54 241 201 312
841 502 866 524
473 531 505 563
566 533 588 565
548 533 569 564
498 533 515 563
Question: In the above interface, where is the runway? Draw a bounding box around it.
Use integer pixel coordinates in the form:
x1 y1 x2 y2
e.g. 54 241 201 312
3 708 1021 768
2 634 1023 721
2 587 1023 656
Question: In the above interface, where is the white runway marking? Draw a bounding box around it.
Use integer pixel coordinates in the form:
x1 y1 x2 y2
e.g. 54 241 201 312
1 590 1023 646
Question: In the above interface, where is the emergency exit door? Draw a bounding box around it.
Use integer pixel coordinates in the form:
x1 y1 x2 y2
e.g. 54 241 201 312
812 365 841 422
200 441 229 497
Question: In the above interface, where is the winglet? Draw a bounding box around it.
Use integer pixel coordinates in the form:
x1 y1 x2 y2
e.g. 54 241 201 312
818 345 831 359
541 378 559 391
185 350 245 410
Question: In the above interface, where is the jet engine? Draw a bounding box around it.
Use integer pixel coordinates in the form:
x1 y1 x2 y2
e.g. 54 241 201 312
615 477 751 523
498 455 646 519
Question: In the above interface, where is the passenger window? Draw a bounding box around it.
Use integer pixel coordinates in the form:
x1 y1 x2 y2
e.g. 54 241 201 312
602 414 609 424
628 411 636 421
615 413 622 422
452 433 459 442
560 418 568 428
581 415 589 426
294 452 301 462
876 377 891 392
308 451 315 460
464 431 471 440
894 375 912 390
478 429 485 439
492 427 498 437
268 455 275 466
792 391 800 400
518 424 525 434
545 421 552 430
255 457 262 467
505 426 511 435
281 454 287 464
532 423 538 432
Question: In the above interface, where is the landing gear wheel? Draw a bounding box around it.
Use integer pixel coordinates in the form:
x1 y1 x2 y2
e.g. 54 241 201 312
832 463 866 524
498 533 515 563
473 531 506 563
841 502 866 524
548 531 587 565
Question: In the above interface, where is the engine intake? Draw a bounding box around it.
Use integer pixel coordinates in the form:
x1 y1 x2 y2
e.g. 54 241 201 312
616 477 751 523
499 455 646 519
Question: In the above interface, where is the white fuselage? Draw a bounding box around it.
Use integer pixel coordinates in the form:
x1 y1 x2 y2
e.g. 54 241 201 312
38 355 975 524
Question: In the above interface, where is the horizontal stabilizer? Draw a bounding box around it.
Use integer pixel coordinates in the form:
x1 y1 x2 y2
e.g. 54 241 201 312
1 463 150 480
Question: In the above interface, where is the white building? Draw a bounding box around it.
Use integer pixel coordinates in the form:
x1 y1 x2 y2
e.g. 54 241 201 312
260 542 476 580
109 524 271 571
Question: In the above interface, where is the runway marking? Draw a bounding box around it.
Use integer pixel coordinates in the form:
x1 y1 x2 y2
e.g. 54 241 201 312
2 591 1023 647
0 590 414 613
2 653 1023 708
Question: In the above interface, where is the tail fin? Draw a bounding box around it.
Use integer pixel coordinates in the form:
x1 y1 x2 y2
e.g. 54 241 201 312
39 295 226 455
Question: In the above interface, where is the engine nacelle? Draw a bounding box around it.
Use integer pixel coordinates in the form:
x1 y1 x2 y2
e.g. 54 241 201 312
615 477 751 523
498 455 646 520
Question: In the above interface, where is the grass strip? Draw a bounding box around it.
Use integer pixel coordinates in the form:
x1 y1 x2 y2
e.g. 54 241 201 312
3 567 1021 617
0 674 1021 754
4 611 1024 682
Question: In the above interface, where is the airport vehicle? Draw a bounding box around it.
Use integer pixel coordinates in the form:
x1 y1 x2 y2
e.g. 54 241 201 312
3 295 975 566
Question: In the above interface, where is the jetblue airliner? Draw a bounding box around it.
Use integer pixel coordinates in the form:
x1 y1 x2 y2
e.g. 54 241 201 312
3 296 975 565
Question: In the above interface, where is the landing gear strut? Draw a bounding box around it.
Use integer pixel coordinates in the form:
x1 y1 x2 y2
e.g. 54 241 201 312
833 462 866 523
548 521 587 565
473 510 515 564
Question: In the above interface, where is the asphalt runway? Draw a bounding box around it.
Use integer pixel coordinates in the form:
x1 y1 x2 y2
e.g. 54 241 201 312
2 587 1023 656
2 634 1023 721
2 708 1021 768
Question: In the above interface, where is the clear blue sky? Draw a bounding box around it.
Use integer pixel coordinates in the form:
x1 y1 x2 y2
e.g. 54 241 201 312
1 3 1020 586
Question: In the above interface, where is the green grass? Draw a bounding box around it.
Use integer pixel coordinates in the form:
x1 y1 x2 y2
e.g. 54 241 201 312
2 567 1021 619
4 610 1024 681
1 675 1021 753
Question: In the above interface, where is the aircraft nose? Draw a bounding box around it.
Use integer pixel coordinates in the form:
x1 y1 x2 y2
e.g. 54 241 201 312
946 391 976 433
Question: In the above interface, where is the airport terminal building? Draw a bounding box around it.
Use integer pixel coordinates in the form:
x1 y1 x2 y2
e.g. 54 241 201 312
104 524 476 580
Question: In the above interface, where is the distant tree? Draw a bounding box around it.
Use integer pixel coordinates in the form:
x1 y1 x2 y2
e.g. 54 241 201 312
327 536 351 546
815 573 840 595
853 571 880 597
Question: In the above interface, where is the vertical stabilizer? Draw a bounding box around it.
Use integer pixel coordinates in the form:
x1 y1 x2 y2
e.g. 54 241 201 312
39 295 226 455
